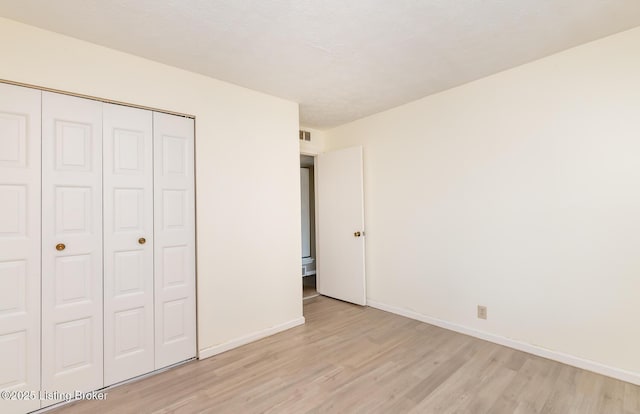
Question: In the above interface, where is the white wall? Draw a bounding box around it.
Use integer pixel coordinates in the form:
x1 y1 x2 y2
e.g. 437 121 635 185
299 126 326 154
0 18 303 355
325 27 640 381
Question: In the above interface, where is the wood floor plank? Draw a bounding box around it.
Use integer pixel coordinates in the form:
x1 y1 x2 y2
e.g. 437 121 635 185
625 383 640 414
596 376 625 414
487 356 539 413
539 363 581 413
513 357 560 413
50 296 640 414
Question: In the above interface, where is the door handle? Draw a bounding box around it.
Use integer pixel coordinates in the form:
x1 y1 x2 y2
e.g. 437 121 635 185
56 243 66 251
354 231 361 237
138 237 146 245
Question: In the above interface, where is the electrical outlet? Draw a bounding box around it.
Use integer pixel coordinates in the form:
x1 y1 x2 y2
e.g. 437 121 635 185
477 305 487 320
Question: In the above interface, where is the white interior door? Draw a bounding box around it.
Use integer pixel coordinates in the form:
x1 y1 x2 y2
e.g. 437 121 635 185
316 146 366 305
0 83 41 414
153 112 196 369
42 92 103 404
103 104 154 386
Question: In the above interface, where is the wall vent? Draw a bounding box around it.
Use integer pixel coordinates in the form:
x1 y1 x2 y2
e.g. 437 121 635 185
299 130 311 141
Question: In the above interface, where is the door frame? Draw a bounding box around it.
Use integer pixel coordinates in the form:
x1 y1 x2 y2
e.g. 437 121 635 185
300 149 322 297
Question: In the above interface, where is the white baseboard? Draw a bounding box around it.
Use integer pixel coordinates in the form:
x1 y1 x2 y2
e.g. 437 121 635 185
198 316 306 359
367 299 640 386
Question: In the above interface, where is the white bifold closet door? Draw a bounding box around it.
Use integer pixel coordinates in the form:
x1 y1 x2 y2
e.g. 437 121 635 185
103 104 154 386
153 113 196 369
0 84 196 414
41 92 103 405
0 84 42 414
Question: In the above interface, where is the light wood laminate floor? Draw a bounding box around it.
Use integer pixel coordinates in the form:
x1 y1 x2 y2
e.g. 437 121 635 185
53 296 640 414
303 284 318 299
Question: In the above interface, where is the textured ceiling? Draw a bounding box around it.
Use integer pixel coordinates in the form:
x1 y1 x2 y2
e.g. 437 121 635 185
1 1 640 128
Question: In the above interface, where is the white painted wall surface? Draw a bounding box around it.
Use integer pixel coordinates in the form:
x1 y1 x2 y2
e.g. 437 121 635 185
299 126 326 154
0 17 303 355
325 27 640 379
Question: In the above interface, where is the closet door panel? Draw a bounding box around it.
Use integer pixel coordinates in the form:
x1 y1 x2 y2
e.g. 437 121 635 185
0 83 41 414
103 104 154 386
42 92 103 405
153 113 196 369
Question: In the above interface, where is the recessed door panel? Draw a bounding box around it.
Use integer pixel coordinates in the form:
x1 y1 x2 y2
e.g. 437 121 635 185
114 251 145 296
114 188 144 231
42 92 103 406
0 83 41 414
0 261 26 315
163 299 187 343
162 135 187 175
0 112 27 167
55 255 92 306
0 185 26 237
114 308 145 357
103 103 154 386
113 128 144 174
55 121 92 171
0 331 26 388
54 318 93 373
154 112 196 369
162 246 188 288
55 186 92 234
162 190 187 229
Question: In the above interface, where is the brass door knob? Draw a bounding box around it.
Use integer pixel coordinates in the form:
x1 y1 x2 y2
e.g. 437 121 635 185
138 237 146 245
354 231 361 237
56 243 66 251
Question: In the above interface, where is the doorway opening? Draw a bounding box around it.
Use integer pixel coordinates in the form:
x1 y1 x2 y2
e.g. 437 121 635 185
301 154 319 300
